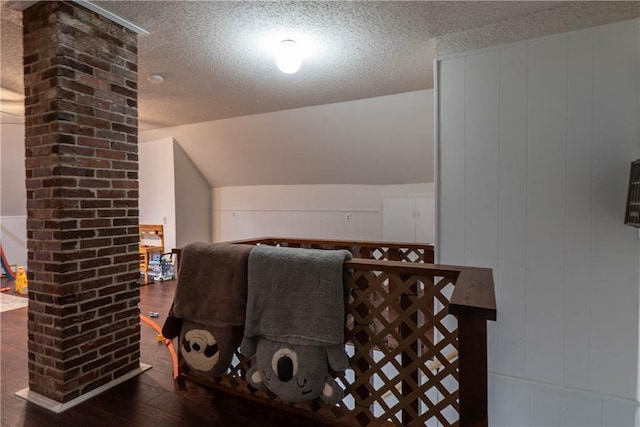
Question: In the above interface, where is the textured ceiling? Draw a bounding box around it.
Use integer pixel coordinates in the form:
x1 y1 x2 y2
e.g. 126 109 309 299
2 1 638 131
1 1 639 187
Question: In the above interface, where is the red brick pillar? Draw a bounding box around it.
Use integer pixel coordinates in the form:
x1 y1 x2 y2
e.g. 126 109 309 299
22 1 141 404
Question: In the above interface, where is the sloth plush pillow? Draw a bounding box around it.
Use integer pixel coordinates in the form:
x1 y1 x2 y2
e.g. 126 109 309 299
179 320 237 378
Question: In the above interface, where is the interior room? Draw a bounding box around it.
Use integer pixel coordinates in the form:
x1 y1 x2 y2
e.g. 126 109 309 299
1 1 639 426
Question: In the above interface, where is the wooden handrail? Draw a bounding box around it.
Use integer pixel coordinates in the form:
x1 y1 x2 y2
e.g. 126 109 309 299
449 267 497 321
227 236 435 251
174 240 493 321
345 258 458 276
346 258 496 321
223 237 434 264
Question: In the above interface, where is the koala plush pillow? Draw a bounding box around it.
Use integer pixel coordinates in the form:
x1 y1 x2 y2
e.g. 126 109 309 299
243 338 348 405
241 245 352 404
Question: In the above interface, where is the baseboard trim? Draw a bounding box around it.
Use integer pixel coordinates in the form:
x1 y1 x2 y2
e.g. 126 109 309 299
15 363 152 413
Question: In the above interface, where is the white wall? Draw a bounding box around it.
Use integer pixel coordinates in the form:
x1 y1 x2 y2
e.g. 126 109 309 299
213 183 433 242
139 90 434 187
0 112 27 268
140 91 436 244
437 19 640 426
4 90 433 259
138 136 176 252
0 215 27 270
139 137 212 250
173 141 212 246
1 112 26 216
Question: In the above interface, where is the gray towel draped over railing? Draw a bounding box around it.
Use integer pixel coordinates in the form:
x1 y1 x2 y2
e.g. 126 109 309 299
241 244 352 350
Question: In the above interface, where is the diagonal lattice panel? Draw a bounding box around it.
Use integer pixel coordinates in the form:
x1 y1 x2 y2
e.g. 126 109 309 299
342 269 460 426
348 272 455 354
175 239 461 427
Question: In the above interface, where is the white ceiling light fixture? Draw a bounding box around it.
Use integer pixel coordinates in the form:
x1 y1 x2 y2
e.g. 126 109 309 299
275 39 302 74
148 74 164 83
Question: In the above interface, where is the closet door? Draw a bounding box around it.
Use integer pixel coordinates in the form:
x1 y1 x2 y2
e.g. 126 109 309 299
382 198 416 242
415 197 435 243
382 197 436 243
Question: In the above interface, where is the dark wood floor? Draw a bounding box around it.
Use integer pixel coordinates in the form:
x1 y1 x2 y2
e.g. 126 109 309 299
1 280 328 427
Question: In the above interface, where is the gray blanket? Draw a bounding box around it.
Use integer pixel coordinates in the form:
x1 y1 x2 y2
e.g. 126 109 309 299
242 245 352 347
172 242 253 327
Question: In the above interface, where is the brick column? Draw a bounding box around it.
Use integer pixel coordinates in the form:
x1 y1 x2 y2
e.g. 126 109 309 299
22 1 141 404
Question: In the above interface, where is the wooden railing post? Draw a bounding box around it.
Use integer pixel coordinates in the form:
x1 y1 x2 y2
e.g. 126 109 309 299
449 268 496 427
457 315 488 427
425 246 435 263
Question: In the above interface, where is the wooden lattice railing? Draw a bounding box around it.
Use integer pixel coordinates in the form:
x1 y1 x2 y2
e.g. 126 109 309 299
226 237 435 264
172 238 495 426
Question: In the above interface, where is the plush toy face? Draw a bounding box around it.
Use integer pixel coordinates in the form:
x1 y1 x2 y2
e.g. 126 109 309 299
181 328 219 371
179 321 236 377
246 338 345 404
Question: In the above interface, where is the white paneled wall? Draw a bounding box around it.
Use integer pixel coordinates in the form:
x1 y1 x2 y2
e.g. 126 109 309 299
437 19 640 426
489 376 639 427
213 184 433 242
496 43 528 380
218 209 381 242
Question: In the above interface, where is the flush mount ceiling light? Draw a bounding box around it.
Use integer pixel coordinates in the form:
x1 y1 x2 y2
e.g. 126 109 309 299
275 39 302 74
147 74 164 83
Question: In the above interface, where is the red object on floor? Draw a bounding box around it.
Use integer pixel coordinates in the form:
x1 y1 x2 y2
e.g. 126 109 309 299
0 287 10 292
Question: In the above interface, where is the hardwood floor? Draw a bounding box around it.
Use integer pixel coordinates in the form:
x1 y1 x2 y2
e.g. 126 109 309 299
1 280 329 426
